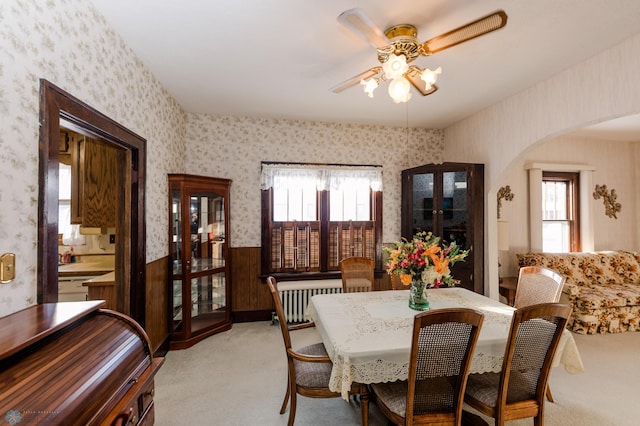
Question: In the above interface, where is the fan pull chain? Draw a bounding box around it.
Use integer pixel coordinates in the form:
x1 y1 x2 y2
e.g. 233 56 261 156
406 102 409 146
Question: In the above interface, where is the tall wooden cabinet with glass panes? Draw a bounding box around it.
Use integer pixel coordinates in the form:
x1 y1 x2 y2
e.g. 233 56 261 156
169 174 231 350
401 163 484 294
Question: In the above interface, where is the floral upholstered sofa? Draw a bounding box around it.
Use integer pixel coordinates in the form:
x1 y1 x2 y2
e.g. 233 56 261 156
517 251 640 334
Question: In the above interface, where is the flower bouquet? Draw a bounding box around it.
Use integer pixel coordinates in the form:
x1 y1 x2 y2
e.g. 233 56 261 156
384 231 469 310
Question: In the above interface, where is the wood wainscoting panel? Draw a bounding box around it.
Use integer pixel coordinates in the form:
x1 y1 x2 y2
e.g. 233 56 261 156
376 273 393 291
145 256 169 353
230 247 272 320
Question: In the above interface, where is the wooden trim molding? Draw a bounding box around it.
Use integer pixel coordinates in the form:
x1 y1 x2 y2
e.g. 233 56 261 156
38 79 147 326
145 256 169 354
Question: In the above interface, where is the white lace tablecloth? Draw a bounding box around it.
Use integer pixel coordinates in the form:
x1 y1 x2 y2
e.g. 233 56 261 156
305 288 585 399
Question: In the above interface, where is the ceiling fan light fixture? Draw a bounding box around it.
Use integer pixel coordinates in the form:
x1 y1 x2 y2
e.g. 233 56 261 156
388 77 412 103
382 53 409 80
360 77 379 98
332 9 508 103
420 66 442 87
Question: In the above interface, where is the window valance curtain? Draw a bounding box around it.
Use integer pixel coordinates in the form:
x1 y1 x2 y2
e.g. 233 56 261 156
260 163 383 191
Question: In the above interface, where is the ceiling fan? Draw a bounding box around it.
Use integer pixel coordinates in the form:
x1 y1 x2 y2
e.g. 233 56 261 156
331 8 508 103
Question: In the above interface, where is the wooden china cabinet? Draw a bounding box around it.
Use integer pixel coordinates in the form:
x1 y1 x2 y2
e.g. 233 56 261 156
401 162 484 293
168 174 232 349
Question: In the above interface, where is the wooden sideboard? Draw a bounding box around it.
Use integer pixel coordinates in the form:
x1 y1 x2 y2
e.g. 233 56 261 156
0 301 164 425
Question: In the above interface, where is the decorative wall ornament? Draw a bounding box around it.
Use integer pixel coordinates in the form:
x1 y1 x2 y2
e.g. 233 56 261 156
593 184 621 219
497 185 514 219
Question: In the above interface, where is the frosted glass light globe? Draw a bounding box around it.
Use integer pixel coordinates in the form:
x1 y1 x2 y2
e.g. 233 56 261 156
388 77 411 103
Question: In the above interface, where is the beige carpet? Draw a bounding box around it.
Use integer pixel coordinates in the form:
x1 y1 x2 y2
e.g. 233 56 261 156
154 321 640 425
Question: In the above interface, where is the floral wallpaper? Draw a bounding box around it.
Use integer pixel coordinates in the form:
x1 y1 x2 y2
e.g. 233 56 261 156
185 114 444 247
0 0 443 316
0 0 185 315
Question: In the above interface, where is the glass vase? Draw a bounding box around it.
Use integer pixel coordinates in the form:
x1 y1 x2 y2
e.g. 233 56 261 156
409 279 430 311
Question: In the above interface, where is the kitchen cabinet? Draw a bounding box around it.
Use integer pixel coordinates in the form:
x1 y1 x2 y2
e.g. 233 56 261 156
58 276 89 302
58 256 116 304
169 174 232 349
68 134 120 227
401 162 484 293
83 272 117 310
59 129 78 157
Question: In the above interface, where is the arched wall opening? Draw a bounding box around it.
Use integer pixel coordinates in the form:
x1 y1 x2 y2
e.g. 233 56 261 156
444 31 640 298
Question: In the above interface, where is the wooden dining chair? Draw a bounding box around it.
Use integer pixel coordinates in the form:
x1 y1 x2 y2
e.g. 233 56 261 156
340 256 374 293
267 277 369 426
370 308 484 425
464 303 572 426
390 273 405 290
513 266 566 402
514 266 566 309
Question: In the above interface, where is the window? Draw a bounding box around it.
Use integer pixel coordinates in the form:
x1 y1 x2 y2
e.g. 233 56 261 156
272 174 317 221
261 163 382 275
59 163 73 238
542 172 580 252
329 178 371 221
58 163 85 246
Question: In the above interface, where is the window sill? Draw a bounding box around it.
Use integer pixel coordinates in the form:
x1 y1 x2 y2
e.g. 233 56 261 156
259 271 341 282
259 270 385 282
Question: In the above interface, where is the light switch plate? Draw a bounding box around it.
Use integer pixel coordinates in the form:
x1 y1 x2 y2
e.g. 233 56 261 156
0 253 15 283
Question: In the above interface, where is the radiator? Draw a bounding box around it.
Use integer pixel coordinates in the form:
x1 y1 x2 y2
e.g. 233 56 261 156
277 279 342 323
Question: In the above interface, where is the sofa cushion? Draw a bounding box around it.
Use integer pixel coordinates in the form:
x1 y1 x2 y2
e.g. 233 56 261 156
601 251 640 284
574 285 634 310
517 252 597 287
517 251 640 288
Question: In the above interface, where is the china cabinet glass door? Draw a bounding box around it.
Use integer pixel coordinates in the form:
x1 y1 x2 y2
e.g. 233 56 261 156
401 163 484 293
169 174 231 349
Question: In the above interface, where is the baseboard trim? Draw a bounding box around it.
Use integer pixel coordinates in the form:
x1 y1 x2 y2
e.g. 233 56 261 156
233 309 273 323
153 335 170 358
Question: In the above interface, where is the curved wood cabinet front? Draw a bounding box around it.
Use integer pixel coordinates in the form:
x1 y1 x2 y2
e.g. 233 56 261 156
0 301 164 425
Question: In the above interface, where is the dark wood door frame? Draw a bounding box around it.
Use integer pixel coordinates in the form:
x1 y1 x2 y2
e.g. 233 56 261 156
37 80 147 326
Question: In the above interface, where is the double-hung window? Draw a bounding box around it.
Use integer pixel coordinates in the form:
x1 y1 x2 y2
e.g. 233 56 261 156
542 172 580 252
261 162 382 276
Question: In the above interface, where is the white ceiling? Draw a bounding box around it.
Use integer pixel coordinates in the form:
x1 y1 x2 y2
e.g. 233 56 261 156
88 0 640 136
565 114 640 142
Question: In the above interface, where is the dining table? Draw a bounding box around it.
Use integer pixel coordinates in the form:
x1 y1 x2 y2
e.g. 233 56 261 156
305 287 585 400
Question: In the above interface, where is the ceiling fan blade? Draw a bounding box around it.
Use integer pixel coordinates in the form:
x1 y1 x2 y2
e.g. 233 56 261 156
330 67 381 93
337 8 390 49
405 74 438 97
421 10 508 55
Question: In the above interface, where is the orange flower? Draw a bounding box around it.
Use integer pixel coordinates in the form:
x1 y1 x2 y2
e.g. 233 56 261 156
422 245 440 259
432 255 450 276
400 273 412 286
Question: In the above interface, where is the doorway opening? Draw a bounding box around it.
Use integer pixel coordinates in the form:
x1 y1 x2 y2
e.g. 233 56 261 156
37 80 147 326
